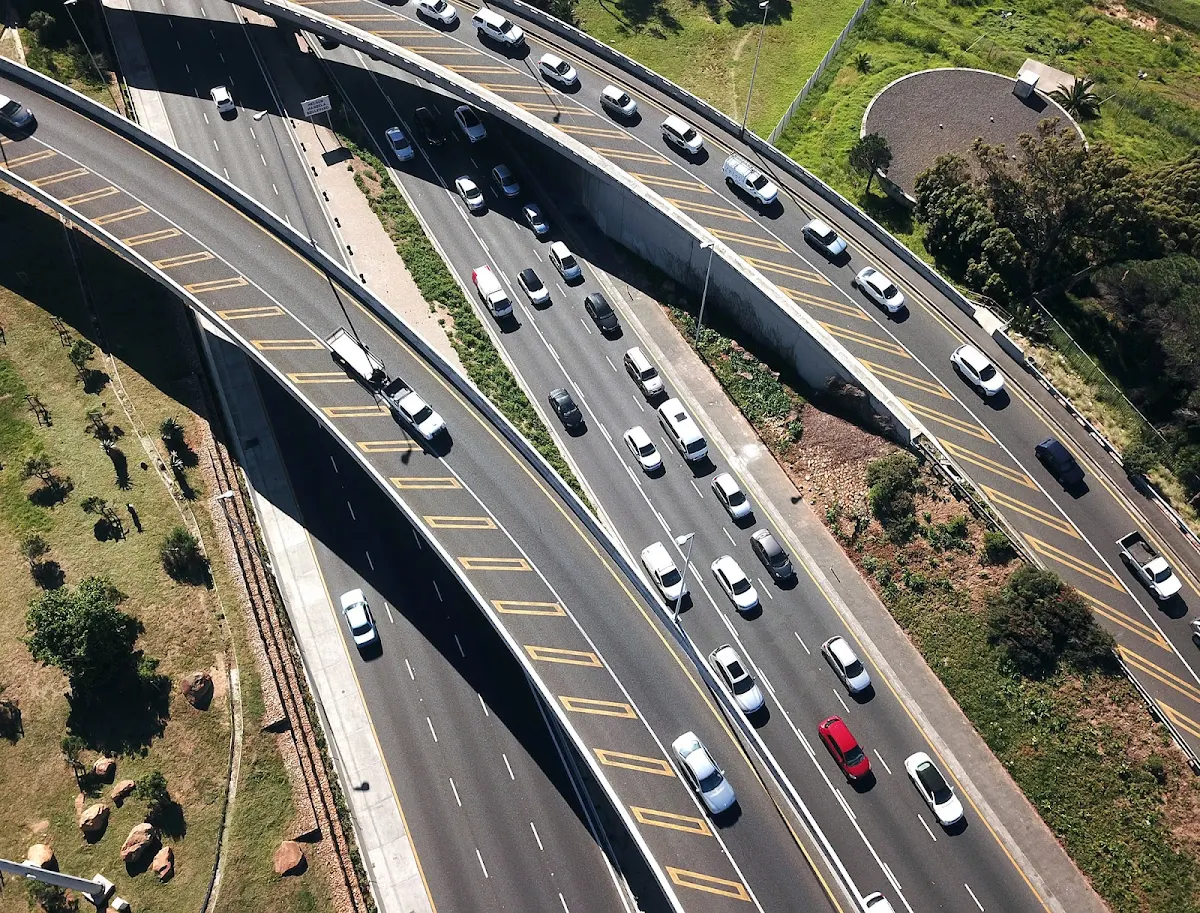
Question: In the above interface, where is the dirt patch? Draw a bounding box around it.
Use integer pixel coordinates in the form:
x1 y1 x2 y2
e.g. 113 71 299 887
1097 0 1159 30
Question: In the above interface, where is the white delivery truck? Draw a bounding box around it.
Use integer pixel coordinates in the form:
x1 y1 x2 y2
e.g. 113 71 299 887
1117 531 1182 601
471 265 514 318
326 327 386 389
381 377 446 441
722 154 779 207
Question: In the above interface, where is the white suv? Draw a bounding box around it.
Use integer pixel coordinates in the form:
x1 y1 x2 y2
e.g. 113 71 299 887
472 7 525 46
657 398 707 462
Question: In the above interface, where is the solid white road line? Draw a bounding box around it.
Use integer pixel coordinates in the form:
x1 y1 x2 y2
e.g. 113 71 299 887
405 659 415 681
455 634 465 657
965 883 984 911
449 777 462 807
794 631 810 654
347 501 356 520
478 692 489 716
433 580 443 601
874 749 892 775
365 551 374 571
476 848 489 878
426 717 438 743
918 814 937 842
833 689 851 715
384 601 393 623
503 752 516 781
530 821 544 851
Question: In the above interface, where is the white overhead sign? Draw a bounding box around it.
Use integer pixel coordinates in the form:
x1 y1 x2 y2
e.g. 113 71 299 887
301 95 332 117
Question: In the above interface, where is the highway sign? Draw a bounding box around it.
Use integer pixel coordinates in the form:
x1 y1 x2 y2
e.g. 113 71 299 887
301 95 332 117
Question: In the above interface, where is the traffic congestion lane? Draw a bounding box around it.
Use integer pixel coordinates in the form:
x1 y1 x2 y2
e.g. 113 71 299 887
314 48 1051 913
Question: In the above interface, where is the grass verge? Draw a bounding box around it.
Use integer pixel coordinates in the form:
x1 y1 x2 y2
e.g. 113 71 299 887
657 288 1200 913
0 191 331 913
328 115 588 505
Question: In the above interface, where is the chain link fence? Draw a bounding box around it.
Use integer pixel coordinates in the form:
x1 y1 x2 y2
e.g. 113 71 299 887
768 0 874 144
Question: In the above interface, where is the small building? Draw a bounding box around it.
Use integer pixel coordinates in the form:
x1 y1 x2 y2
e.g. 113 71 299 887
1013 69 1039 99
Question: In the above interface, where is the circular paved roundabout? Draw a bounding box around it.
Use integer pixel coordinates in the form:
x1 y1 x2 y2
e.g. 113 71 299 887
862 67 1083 199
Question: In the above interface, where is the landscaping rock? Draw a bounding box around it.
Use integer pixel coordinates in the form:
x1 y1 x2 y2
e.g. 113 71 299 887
120 823 160 864
92 757 116 781
181 671 213 709
112 779 136 806
151 845 174 881
79 803 109 836
273 840 306 876
25 844 57 870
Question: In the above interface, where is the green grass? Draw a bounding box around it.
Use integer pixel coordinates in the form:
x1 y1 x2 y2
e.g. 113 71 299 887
776 0 1200 203
572 0 866 136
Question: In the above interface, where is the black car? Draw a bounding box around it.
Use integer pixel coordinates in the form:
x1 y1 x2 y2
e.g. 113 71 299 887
548 387 584 430
584 292 620 334
1035 437 1084 486
413 106 446 146
317 34 340 50
0 94 34 131
750 528 793 580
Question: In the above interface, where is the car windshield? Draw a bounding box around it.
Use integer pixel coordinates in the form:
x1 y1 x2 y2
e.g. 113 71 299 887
561 254 577 269
843 658 865 678
461 109 479 126
727 489 745 506
881 283 898 298
431 0 446 9
411 404 433 423
698 770 723 793
681 127 698 142
523 272 542 290
978 364 997 381
730 575 750 595
639 367 657 381
660 566 681 588
1154 566 1174 583
844 745 866 767
637 442 655 457
555 61 569 73
616 93 630 105
816 226 833 241
0 100 19 117
686 439 706 454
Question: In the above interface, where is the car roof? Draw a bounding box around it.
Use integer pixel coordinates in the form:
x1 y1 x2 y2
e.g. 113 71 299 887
807 218 832 235
603 85 626 99
626 425 651 445
340 588 365 609
550 240 570 255
714 555 743 578
714 472 738 495
519 268 538 283
821 717 857 751
642 541 672 568
541 52 564 66
712 644 740 667
957 344 990 371
752 528 782 552
1040 437 1069 458
493 164 512 176
864 270 893 292
456 176 476 188
673 733 716 777
827 636 858 667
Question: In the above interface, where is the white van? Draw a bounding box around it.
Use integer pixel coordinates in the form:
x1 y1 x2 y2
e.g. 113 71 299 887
472 8 525 46
661 115 704 156
658 398 708 462
471 265 513 318
722 154 779 206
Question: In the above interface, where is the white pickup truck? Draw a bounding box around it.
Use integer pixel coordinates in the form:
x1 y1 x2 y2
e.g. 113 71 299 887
326 327 386 389
722 154 779 207
471 265 513 318
381 377 446 441
1118 531 1182 601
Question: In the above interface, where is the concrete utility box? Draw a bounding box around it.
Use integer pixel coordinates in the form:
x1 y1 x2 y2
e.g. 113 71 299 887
1013 69 1039 98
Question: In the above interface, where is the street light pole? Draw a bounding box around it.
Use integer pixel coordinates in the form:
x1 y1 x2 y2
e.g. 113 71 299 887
63 0 122 113
694 240 715 344
740 1 770 138
673 533 695 622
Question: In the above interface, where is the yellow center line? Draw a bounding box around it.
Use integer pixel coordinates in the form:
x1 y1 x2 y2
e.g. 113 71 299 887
593 749 674 776
979 485 1080 538
1024 534 1124 591
1080 591 1170 650
631 807 712 836
823 323 910 359
940 440 1035 489
628 172 710 193
782 287 867 321
1118 646 1200 703
524 645 603 667
743 255 828 285
899 398 994 442
666 198 749 222
666 868 751 902
1159 701 1200 740
558 696 636 718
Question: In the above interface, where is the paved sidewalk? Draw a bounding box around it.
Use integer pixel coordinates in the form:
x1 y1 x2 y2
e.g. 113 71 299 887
598 266 1108 913
101 0 177 143
198 316 434 913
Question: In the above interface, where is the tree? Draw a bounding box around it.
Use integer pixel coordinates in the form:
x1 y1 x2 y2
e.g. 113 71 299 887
68 339 96 382
85 409 121 451
160 526 207 583
865 451 920 540
849 133 893 194
986 565 1115 676
25 576 140 697
61 733 86 786
26 879 77 913
1050 76 1102 119
159 417 183 447
854 52 872 73
22 455 55 485
134 770 172 823
19 533 51 569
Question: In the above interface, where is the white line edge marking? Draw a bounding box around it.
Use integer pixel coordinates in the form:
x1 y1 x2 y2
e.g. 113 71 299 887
426 716 438 742
449 776 462 807
530 821 545 851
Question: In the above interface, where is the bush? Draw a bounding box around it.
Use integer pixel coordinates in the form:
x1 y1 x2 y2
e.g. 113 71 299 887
134 769 171 821
1122 441 1159 478
159 526 207 583
866 451 920 530
986 565 1116 676
981 529 1016 565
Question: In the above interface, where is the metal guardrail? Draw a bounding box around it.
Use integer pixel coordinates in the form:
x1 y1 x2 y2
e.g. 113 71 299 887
767 0 874 144
1114 651 1200 774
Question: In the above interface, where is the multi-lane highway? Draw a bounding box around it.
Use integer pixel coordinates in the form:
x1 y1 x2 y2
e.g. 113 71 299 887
274 0 1200 766
0 62 846 913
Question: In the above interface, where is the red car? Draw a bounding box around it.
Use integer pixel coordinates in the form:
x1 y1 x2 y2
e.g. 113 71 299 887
818 716 871 780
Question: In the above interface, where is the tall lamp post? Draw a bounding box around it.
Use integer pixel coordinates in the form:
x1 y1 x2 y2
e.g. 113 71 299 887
694 239 715 344
740 1 771 138
63 0 122 113
673 533 696 622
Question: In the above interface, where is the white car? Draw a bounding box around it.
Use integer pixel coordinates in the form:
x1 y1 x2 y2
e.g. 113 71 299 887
904 752 964 827
853 266 905 313
711 472 751 521
711 555 759 613
517 268 550 305
414 0 457 25
623 426 662 473
951 344 1005 396
389 387 445 440
340 588 378 649
210 85 234 114
548 241 581 282
821 635 872 694
641 541 687 605
385 126 414 162
672 732 736 815
522 202 550 236
454 105 487 143
708 644 764 714
802 218 847 258
600 84 638 119
539 53 579 87
455 176 486 212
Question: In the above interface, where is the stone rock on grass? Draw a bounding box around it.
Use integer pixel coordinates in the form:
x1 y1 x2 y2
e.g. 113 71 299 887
79 803 109 836
180 671 214 709
273 840 306 876
92 757 116 781
120 823 160 864
112 779 136 806
25 844 57 870
151 845 174 881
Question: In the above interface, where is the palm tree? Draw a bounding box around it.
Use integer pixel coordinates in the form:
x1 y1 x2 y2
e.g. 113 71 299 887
1051 77 1102 119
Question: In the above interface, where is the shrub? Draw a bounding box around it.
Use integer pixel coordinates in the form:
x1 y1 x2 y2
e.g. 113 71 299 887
866 452 919 525
134 770 171 822
1122 441 1158 478
981 529 1016 565
986 565 1116 676
159 526 207 583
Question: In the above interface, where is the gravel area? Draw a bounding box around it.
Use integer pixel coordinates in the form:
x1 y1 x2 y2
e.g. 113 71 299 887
864 68 1082 196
